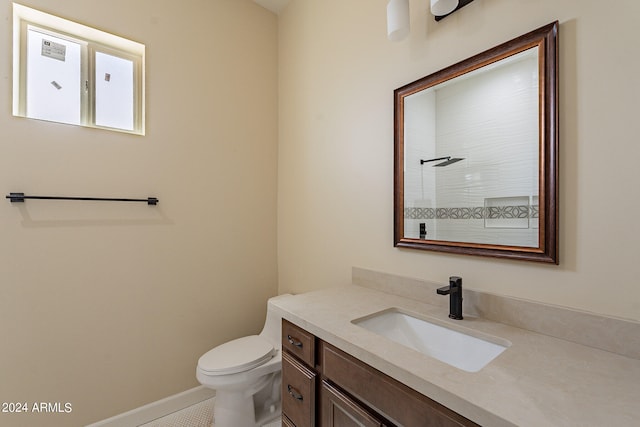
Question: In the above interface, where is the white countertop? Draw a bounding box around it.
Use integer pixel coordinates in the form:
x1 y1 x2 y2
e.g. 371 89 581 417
270 285 640 427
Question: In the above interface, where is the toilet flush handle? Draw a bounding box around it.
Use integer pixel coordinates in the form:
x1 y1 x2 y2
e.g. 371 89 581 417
287 335 303 348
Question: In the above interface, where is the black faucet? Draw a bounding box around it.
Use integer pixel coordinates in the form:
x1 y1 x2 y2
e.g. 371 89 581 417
437 276 463 320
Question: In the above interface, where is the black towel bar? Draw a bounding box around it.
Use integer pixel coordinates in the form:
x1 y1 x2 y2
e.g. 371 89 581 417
6 193 158 205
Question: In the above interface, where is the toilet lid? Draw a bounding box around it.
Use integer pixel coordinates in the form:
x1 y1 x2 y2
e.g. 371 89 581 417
198 335 275 375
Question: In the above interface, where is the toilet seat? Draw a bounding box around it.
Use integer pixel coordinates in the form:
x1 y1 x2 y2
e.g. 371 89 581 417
198 335 276 375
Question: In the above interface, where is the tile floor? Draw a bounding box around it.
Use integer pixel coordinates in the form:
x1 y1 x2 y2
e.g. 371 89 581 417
139 397 280 427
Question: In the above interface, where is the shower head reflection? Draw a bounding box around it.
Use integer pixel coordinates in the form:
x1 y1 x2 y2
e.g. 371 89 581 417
420 156 465 167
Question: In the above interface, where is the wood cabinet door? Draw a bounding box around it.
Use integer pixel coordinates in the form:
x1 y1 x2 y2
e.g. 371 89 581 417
321 342 480 427
320 380 385 427
283 351 316 427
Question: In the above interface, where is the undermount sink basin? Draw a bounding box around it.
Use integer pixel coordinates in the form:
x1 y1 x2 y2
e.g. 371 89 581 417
352 309 510 372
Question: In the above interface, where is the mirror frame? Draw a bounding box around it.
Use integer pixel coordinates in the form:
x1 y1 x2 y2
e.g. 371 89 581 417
394 21 558 264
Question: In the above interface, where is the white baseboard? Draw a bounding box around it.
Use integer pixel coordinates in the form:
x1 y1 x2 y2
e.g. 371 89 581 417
86 386 216 427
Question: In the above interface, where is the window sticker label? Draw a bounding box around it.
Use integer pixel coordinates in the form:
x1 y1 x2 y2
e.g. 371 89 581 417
41 39 66 62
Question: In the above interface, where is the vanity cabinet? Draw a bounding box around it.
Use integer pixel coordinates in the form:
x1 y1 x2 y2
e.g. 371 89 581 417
281 319 480 427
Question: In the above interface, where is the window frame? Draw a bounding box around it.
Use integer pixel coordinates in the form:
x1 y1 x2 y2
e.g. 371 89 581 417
13 3 145 135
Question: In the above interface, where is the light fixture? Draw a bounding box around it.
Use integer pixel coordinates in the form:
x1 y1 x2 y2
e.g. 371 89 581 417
432 0 475 21
387 0 475 42
430 0 459 16
387 0 410 42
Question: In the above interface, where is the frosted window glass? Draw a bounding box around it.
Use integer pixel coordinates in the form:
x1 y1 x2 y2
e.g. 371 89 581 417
26 29 82 125
95 52 134 131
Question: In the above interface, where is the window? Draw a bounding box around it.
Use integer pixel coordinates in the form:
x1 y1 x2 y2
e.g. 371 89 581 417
13 4 145 135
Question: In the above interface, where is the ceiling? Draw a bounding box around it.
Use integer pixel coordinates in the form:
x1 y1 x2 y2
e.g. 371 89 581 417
253 0 291 15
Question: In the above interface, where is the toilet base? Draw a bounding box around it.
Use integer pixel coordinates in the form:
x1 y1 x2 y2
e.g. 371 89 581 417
210 371 281 427
211 393 281 427
213 390 255 427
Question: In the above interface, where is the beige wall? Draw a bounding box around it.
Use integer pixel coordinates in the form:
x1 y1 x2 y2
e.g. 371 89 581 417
277 0 640 321
0 1 278 426
2 0 639 424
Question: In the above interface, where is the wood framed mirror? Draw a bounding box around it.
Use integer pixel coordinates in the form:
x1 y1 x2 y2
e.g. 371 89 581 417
394 22 558 263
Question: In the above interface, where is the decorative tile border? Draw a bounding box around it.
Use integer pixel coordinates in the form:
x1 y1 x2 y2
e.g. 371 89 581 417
405 205 537 220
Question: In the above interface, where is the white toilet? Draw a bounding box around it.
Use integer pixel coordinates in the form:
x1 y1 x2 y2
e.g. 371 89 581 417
196 297 285 427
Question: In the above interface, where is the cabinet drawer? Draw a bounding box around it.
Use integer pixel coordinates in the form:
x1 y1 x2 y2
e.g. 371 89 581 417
321 342 480 427
283 351 316 427
283 319 316 366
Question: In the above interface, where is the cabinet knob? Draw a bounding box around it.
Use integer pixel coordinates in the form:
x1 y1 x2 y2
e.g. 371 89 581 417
287 335 303 348
287 384 304 401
